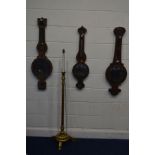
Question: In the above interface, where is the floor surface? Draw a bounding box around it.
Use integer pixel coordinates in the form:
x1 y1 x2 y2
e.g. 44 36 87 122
26 136 129 155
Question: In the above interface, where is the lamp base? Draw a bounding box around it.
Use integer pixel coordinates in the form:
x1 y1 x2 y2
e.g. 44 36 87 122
55 131 72 150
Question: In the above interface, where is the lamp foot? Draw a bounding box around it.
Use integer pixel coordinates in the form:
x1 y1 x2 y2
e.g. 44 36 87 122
54 131 73 150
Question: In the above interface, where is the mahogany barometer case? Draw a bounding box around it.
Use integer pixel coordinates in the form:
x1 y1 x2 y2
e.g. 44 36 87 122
106 27 127 96
72 26 89 89
31 18 53 90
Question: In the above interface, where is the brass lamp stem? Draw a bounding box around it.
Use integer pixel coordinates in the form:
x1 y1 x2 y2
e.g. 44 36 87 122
54 49 72 150
61 72 65 132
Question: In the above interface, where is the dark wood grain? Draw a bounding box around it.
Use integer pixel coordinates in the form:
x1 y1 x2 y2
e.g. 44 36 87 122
106 27 127 95
72 26 89 89
31 18 53 90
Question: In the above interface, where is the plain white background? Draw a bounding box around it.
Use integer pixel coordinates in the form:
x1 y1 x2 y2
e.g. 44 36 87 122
0 0 155 154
